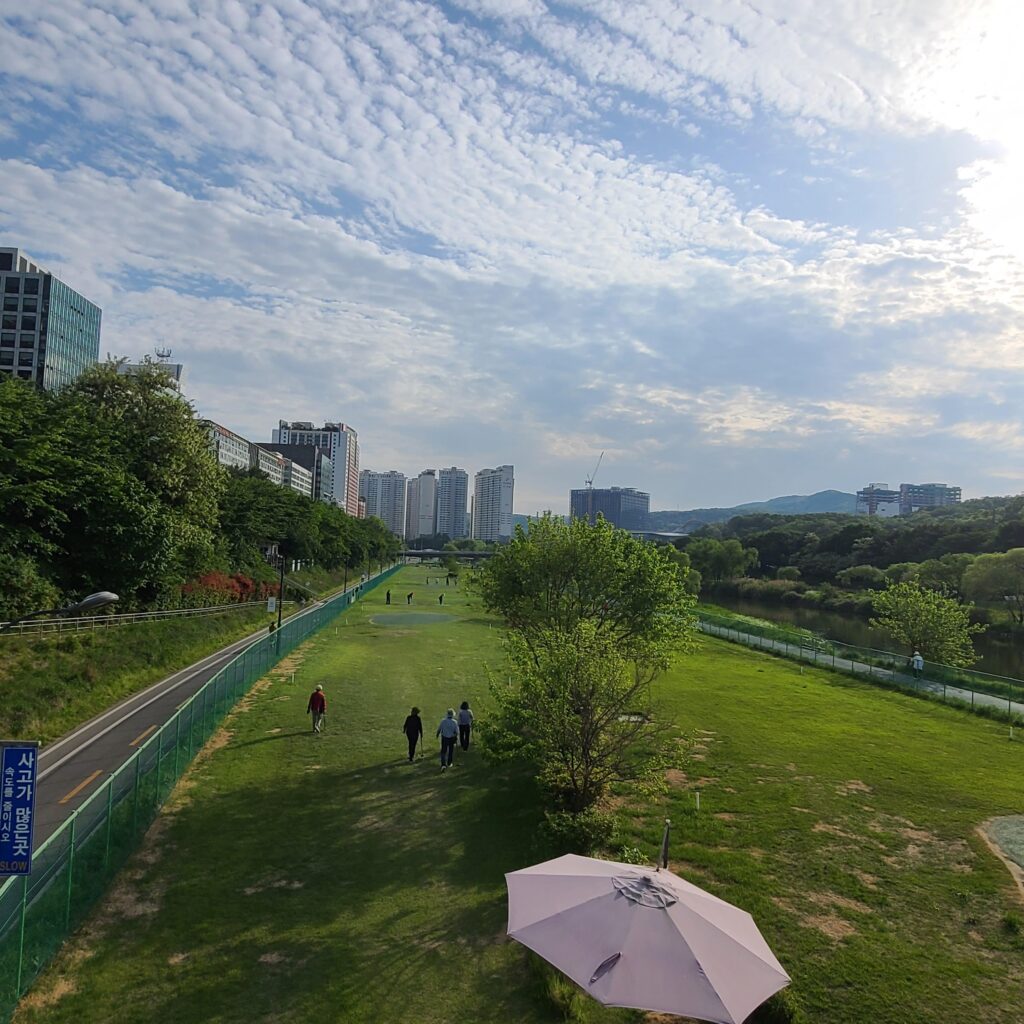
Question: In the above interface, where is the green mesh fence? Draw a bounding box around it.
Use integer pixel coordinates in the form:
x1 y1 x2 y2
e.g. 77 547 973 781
0 565 399 1021
697 610 1024 721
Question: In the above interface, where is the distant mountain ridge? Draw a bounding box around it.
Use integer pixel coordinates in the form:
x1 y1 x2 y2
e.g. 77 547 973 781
646 490 857 532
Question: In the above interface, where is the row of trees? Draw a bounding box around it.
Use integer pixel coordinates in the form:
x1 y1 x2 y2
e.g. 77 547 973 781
472 516 698 848
681 496 1024 585
0 365 399 618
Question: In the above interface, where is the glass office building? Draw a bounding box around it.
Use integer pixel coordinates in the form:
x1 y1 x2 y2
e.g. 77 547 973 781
0 247 102 391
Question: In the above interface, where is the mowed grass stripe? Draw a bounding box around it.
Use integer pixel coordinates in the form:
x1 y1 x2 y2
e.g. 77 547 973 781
14 567 1024 1024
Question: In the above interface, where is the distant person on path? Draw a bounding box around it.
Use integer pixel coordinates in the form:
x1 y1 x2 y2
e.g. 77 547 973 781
438 593 444 606
307 684 327 735
403 706 423 762
911 651 924 680
458 701 474 751
437 709 459 771
407 592 414 605
386 590 391 605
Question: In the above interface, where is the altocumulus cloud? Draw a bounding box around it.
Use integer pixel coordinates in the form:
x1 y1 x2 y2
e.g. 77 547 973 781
1 0 1023 508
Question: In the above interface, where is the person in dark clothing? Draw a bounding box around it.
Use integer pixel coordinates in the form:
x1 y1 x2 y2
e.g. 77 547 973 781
438 593 444 605
386 590 391 605
402 706 423 762
457 700 474 751
406 592 414 605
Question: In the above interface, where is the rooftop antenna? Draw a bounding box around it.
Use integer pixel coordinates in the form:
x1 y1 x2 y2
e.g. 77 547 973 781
585 451 604 523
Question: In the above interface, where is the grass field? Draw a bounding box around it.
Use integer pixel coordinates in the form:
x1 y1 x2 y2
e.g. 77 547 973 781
0 605 284 744
13 568 1024 1024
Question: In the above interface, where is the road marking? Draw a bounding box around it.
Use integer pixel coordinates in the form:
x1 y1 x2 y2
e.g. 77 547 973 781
58 770 103 805
129 724 157 747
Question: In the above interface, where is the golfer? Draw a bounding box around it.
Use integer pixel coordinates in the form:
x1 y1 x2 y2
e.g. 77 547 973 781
457 700 474 751
307 684 327 735
403 706 424 763
436 709 459 771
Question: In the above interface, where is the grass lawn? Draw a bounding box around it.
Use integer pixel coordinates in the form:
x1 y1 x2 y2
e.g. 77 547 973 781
13 568 1024 1024
0 605 287 744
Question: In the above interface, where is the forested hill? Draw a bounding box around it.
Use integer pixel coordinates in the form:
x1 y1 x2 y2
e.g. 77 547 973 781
647 490 856 531
684 495 1024 583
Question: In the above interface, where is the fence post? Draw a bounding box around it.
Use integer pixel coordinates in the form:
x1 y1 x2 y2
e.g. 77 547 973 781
64 813 77 928
173 711 181 779
187 698 195 760
15 873 28 996
155 730 163 800
131 752 142 835
103 777 114 869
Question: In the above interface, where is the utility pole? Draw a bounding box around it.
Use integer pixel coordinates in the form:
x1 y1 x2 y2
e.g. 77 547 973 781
277 552 285 633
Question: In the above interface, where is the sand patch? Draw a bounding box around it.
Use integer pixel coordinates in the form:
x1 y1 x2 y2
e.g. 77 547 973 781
851 870 879 890
259 952 288 965
977 819 1024 904
690 753 706 761
17 976 77 1011
714 812 738 821
168 953 189 966
792 806 814 814
837 780 873 796
665 768 688 789
805 914 857 940
813 822 855 839
807 892 873 914
243 877 306 896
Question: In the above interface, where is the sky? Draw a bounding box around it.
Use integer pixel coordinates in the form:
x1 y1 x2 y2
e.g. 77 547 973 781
2 1 1023 513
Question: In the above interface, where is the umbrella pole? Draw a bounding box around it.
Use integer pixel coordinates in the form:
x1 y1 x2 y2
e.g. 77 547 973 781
659 818 671 870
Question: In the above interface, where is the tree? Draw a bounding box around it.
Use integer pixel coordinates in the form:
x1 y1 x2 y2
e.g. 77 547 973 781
685 537 758 584
487 623 673 813
835 564 887 590
963 549 1024 624
869 581 985 667
472 514 697 672
775 566 801 581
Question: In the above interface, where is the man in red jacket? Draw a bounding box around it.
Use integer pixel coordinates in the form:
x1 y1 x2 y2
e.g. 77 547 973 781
307 684 326 734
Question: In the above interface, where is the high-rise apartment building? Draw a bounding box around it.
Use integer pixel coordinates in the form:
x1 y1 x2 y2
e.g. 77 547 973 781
436 467 469 540
359 470 407 537
0 246 102 391
856 482 961 517
272 421 360 515
569 486 650 530
472 465 514 542
899 482 961 515
405 470 437 540
263 443 334 504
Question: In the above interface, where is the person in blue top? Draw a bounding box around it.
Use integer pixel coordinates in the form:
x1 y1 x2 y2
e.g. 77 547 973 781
436 709 459 771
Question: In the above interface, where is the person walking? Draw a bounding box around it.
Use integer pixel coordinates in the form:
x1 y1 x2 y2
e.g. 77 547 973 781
307 684 327 735
437 709 459 771
457 700 474 751
438 593 444 606
911 651 924 681
403 706 423 762
407 592 414 605
386 589 391 605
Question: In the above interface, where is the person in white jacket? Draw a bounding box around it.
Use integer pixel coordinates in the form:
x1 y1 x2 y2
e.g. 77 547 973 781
436 709 459 771
457 701 475 751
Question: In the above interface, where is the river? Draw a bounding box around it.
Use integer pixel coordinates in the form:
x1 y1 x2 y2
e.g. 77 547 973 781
707 595 1024 682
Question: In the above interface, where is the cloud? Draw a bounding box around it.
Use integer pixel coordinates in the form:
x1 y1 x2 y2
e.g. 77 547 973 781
1 1 1023 511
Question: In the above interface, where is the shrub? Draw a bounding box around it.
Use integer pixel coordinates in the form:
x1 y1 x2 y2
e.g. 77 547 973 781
617 845 648 865
539 809 618 855
747 988 806 1024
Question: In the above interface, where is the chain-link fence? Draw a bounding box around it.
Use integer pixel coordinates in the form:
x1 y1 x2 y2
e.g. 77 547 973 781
0 565 399 1021
697 610 1024 722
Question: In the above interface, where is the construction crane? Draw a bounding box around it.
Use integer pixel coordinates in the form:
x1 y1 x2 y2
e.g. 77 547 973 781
585 451 604 523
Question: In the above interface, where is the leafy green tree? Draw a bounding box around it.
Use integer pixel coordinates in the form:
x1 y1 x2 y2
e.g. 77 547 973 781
835 564 887 589
473 514 697 670
963 549 1024 624
659 545 701 595
775 566 801 581
487 622 674 813
685 537 758 583
869 581 985 667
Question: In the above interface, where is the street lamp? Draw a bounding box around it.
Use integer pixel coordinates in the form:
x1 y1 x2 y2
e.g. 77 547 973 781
2 591 120 633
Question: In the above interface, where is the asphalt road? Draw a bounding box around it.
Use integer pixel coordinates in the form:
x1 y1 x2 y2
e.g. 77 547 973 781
31 624 271 845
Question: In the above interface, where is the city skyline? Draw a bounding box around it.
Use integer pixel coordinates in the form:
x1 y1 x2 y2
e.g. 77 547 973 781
2 4 1023 511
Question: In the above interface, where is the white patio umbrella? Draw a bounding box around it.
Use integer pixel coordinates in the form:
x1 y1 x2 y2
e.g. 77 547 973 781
506 853 789 1024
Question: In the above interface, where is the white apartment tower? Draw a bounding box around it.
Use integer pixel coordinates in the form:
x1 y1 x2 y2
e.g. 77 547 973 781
272 420 360 515
435 467 469 540
359 470 407 538
405 470 437 540
472 465 514 542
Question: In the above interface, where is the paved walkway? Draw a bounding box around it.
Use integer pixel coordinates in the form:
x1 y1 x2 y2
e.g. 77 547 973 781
698 621 1024 720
